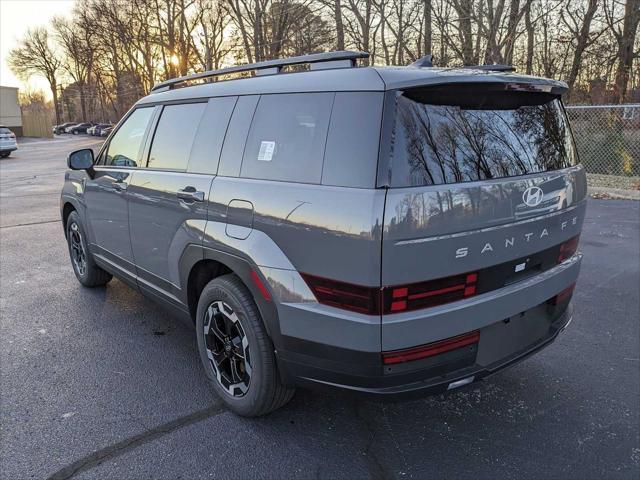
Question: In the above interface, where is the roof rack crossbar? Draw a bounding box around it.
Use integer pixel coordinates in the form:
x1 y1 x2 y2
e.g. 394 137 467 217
151 50 369 92
463 64 516 72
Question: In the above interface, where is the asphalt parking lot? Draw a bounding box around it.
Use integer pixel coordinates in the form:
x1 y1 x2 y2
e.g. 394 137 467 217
1 136 638 479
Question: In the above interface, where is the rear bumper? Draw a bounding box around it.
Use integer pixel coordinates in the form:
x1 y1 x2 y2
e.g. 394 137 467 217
0 145 17 152
277 302 573 399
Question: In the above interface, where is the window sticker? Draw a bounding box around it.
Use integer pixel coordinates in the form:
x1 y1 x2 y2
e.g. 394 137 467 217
257 141 275 161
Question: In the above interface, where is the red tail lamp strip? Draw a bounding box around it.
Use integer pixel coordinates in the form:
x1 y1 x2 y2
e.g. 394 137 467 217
300 273 381 315
558 235 580 263
385 272 479 314
250 269 272 301
382 330 480 365
301 271 479 315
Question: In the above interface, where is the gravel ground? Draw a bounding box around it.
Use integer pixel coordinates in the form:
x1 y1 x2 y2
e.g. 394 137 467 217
1 136 639 480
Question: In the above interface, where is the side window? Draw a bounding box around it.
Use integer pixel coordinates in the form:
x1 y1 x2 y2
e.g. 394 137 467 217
147 103 206 171
187 96 237 174
105 107 154 167
240 93 334 183
322 92 383 188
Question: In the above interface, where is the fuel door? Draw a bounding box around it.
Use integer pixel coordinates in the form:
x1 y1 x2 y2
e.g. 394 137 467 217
226 199 254 240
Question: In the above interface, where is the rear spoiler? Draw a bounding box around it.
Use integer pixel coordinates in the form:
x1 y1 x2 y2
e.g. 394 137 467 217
377 68 568 96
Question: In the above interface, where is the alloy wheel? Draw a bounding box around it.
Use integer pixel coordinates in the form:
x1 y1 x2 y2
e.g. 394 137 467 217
69 222 87 277
203 300 252 397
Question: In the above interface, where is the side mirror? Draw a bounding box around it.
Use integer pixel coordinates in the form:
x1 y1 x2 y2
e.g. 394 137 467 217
68 148 94 170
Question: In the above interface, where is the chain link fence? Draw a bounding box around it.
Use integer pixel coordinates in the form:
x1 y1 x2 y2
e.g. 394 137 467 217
565 104 640 191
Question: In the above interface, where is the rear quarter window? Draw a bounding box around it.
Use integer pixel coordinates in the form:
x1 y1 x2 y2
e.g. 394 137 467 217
240 93 333 184
388 91 577 187
322 92 383 188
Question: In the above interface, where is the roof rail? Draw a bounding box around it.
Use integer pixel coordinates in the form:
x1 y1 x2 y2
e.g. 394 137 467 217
463 64 516 73
151 50 370 92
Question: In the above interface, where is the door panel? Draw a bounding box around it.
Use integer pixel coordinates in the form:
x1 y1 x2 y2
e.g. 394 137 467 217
84 167 137 279
128 171 213 303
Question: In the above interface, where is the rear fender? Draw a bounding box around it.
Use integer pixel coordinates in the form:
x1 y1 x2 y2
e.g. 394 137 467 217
179 244 282 348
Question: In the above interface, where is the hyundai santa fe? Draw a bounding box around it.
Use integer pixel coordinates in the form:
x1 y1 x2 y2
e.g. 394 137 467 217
60 51 585 416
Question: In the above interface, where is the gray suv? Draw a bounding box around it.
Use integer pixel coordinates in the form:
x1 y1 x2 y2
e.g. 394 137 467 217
61 51 586 416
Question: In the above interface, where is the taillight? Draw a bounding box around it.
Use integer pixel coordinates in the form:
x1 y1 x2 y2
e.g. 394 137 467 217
382 330 480 365
301 271 478 315
300 273 381 315
558 235 580 263
548 282 576 305
382 272 478 314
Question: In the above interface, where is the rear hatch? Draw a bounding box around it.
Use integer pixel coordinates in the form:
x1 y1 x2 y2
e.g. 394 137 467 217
378 81 586 343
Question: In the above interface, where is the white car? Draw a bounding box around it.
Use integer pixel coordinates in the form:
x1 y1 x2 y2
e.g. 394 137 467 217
0 126 17 158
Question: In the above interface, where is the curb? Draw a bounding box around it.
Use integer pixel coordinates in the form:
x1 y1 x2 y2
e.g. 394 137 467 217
588 186 640 200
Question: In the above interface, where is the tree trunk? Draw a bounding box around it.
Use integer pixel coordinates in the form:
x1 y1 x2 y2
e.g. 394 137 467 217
504 0 521 64
613 0 640 103
423 0 432 55
456 0 474 65
51 79 61 125
565 0 598 93
524 3 534 74
335 0 345 50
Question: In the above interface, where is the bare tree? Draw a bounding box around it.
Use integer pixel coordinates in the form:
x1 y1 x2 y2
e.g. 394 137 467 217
562 0 602 93
8 27 63 124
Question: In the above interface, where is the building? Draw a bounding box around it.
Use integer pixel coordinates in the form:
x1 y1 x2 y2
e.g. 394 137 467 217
0 86 23 136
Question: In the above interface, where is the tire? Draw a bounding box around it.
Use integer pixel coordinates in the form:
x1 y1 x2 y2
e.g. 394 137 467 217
0 152 8 158
73 130 78 135
65 211 112 287
196 274 295 416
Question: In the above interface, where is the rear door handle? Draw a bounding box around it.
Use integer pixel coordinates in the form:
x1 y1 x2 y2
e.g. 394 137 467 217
113 181 128 192
177 187 204 203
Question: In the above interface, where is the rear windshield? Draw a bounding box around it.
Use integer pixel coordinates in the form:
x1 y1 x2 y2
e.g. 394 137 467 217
388 89 577 187
0 128 12 134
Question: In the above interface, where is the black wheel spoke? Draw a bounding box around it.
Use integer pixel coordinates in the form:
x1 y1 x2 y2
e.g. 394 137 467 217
210 317 226 342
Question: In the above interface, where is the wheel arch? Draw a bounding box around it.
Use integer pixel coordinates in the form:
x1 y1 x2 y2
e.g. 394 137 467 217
61 197 84 238
181 245 282 348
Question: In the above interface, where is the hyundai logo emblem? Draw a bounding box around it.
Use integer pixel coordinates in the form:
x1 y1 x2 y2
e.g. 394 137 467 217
522 186 544 207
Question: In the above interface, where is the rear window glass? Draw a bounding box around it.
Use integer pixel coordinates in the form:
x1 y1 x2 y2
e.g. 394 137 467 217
389 93 577 187
241 93 333 184
0 128 12 134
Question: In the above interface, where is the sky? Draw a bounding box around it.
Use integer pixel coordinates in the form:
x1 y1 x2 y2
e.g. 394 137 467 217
0 0 75 97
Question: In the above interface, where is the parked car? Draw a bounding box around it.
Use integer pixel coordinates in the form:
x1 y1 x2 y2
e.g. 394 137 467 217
68 122 95 135
0 126 17 158
91 123 113 136
87 125 97 135
99 126 113 137
53 122 76 134
61 51 586 417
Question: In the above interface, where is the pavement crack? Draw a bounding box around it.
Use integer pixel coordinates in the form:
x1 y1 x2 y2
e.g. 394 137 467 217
0 219 61 229
353 401 390 480
46 404 226 480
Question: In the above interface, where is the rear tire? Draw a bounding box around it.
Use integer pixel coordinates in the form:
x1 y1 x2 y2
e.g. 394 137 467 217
65 211 112 287
196 274 295 416
0 152 9 158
